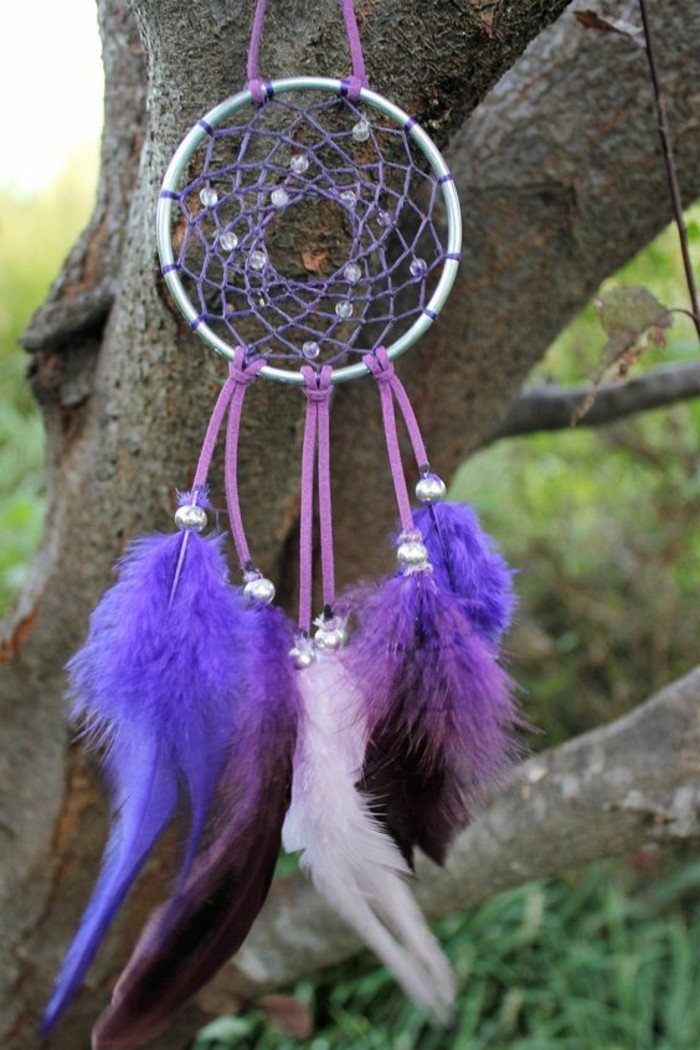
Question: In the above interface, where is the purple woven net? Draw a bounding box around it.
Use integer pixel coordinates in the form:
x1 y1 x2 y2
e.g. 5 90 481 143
163 89 455 371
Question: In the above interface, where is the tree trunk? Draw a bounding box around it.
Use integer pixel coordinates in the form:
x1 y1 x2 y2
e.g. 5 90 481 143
1 1 699 1047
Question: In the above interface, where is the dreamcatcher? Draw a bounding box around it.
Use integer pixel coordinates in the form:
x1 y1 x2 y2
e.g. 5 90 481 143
45 1 521 1045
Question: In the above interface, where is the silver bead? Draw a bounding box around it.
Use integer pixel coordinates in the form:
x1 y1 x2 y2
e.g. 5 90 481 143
397 540 429 569
314 624 347 651
415 475 447 503
174 504 208 533
335 300 353 319
289 642 315 670
344 262 361 284
244 576 276 605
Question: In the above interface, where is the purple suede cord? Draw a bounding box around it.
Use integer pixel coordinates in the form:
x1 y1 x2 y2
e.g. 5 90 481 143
246 0 268 104
298 366 334 633
363 351 414 534
171 373 240 606
223 349 265 571
191 377 237 494
298 375 317 633
316 371 335 612
379 350 430 470
339 0 368 96
247 0 367 101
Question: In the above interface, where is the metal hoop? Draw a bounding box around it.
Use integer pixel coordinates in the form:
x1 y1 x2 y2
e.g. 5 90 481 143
157 77 462 386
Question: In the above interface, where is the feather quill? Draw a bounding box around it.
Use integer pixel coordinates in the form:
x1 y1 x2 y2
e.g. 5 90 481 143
44 529 247 1033
351 568 522 867
283 655 454 1018
92 604 299 1050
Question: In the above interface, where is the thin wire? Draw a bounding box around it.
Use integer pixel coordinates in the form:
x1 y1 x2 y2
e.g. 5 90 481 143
638 0 700 340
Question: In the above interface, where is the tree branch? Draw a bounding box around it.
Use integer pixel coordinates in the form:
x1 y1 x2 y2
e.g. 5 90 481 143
491 361 700 440
201 666 700 1000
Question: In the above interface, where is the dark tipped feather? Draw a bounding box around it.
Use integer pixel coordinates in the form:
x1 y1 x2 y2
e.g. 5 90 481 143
350 570 523 866
361 724 451 867
92 605 299 1050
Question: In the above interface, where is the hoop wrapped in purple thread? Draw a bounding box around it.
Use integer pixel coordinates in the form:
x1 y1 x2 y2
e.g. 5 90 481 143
157 77 462 383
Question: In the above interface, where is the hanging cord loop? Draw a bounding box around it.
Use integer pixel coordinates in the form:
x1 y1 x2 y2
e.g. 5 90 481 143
223 347 266 574
298 366 335 634
363 347 436 536
247 0 368 104
190 375 237 499
171 363 251 605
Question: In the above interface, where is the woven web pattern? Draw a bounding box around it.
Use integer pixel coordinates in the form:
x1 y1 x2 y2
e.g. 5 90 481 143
164 90 454 370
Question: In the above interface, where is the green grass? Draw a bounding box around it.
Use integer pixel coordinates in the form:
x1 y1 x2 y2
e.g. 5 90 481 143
195 859 700 1050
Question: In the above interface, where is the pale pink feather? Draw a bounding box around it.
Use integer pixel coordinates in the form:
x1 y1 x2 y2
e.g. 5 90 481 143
282 656 454 1017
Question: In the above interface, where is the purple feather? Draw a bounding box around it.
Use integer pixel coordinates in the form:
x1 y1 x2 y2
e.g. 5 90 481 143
414 501 515 641
44 529 248 1033
92 604 299 1050
349 569 523 867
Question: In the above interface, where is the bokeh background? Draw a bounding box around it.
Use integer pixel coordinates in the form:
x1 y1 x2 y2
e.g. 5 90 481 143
2 2 699 1047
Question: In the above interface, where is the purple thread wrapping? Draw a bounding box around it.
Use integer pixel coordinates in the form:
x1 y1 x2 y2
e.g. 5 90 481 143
166 89 453 371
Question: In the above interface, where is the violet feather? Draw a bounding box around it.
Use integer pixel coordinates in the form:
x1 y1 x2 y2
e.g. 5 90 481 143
44 530 248 1033
92 604 299 1050
414 501 515 641
350 569 523 867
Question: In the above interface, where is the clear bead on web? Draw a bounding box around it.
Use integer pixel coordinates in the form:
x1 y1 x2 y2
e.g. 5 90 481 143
159 84 460 374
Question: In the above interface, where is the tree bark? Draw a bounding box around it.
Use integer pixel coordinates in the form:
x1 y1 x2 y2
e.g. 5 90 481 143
1 1 699 1048
492 361 700 440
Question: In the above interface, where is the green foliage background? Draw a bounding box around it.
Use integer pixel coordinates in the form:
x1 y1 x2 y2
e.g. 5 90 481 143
1 162 698 1048
0 154 97 607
